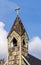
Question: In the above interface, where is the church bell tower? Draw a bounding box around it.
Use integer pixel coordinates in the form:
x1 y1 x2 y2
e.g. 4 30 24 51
7 8 29 65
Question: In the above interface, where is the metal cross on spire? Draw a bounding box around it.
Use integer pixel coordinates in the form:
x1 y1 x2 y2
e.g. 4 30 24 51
15 7 20 15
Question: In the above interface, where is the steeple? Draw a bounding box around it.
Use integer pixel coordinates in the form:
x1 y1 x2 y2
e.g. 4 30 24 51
7 15 25 38
7 8 29 65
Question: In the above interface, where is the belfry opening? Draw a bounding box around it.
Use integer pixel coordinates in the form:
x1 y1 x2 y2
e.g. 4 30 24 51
23 39 25 45
13 38 17 46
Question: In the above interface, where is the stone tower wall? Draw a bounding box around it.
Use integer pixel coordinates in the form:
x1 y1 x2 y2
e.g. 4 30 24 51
7 31 22 65
21 32 28 57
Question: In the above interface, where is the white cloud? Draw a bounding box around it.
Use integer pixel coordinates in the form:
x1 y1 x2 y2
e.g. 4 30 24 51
28 36 41 60
0 21 8 60
0 22 5 28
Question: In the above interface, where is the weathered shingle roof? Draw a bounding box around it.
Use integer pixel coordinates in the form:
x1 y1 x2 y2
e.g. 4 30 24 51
7 15 25 38
25 54 41 65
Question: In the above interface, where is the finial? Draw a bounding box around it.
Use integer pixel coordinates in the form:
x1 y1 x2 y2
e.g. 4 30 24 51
15 7 20 16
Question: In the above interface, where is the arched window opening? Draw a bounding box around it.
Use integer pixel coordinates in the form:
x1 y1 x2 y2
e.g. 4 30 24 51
13 38 17 46
23 39 25 45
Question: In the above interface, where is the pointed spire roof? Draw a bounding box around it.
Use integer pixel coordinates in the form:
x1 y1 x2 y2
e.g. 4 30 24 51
7 15 25 38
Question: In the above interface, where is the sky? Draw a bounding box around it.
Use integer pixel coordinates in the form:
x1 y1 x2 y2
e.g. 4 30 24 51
0 0 41 60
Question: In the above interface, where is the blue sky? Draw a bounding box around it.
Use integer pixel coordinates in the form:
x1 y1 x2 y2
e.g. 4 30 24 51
0 0 41 39
0 0 41 60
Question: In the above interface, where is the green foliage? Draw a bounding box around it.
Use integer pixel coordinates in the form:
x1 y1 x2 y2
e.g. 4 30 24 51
22 59 26 65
